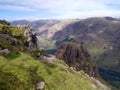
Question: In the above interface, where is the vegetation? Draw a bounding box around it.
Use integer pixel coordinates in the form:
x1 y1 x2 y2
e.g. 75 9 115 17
37 36 56 50
99 68 120 89
0 24 25 36
0 20 10 26
0 52 101 90
0 20 110 90
0 24 30 53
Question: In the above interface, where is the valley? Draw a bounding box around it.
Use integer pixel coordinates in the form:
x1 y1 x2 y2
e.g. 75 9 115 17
0 20 111 90
11 17 120 89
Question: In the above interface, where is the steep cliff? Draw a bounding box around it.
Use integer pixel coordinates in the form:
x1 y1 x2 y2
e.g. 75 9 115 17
56 42 99 78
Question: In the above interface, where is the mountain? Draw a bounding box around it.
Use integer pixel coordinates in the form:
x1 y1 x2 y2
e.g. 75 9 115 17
11 19 80 50
11 20 61 50
12 17 120 72
0 21 112 90
11 19 60 32
52 17 120 72
11 17 120 89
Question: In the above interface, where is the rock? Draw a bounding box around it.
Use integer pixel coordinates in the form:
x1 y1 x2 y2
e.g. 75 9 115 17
38 55 55 63
23 25 38 50
0 49 10 55
56 42 99 78
36 81 45 90
0 34 20 46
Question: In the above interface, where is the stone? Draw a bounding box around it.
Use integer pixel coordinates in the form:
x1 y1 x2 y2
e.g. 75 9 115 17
36 81 45 90
0 49 10 55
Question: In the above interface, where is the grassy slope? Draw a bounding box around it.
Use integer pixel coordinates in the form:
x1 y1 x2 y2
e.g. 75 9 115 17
0 23 109 90
37 36 56 50
0 24 25 35
0 52 101 90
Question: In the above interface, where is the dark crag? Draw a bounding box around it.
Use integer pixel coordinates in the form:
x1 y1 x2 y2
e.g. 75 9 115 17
56 42 99 78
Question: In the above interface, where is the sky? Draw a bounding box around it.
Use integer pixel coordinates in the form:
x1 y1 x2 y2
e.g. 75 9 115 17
0 0 120 20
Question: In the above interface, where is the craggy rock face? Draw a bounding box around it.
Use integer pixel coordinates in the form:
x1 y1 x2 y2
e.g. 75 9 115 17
56 42 99 78
0 34 20 46
23 26 38 50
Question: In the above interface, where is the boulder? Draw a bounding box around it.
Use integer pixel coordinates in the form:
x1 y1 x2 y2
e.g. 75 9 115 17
36 81 45 90
0 49 10 55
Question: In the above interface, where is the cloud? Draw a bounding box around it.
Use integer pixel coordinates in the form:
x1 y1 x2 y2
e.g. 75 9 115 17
0 0 120 19
52 10 120 19
0 0 114 11
0 4 34 11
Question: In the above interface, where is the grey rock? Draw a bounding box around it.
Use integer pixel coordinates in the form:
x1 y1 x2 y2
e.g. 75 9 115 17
36 81 45 90
0 49 10 55
0 34 19 46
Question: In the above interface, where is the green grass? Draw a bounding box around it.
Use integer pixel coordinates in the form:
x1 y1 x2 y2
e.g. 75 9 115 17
37 36 56 50
3 52 20 60
0 23 110 90
8 26 22 35
0 52 102 90
0 38 19 53
0 24 24 36
0 24 27 52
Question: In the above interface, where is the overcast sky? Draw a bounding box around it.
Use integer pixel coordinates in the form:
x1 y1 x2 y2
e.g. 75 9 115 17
0 0 120 20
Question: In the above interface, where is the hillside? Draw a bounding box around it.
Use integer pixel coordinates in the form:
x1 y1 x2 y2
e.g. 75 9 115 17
12 17 120 73
12 19 80 50
0 52 111 90
0 21 111 90
11 17 120 89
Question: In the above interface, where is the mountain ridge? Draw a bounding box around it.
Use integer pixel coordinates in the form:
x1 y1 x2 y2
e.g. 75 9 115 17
0 21 111 90
11 17 120 89
11 17 120 72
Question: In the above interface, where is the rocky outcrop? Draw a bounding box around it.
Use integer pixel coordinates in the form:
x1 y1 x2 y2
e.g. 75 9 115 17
0 24 38 54
56 42 99 77
0 34 20 46
25 33 38 50
18 25 38 51
0 33 20 53
0 20 10 25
